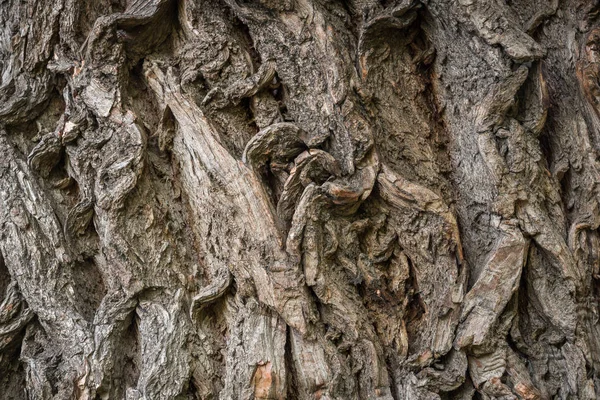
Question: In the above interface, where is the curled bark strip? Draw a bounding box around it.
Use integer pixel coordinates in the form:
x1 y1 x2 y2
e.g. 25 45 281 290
81 0 175 61
4 0 599 397
62 121 82 145
64 198 94 237
284 152 378 289
0 73 54 126
277 150 340 231
358 1 420 53
475 66 529 134
525 0 558 34
27 133 63 178
467 347 512 397
417 349 467 393
156 105 176 152
321 150 379 208
568 220 600 263
377 164 463 261
505 344 543 399
285 184 324 259
475 61 582 296
94 118 146 211
460 0 545 62
520 202 582 286
242 122 308 172
517 62 550 137
190 269 232 317
202 60 277 109
0 282 34 352
144 61 315 335
455 226 528 349
375 163 465 358
577 28 600 130
468 342 542 400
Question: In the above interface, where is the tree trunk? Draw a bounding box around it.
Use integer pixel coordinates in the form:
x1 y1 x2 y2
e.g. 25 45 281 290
1 0 599 398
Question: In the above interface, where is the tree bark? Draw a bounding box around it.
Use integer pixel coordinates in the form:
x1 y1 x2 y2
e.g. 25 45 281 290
1 0 599 399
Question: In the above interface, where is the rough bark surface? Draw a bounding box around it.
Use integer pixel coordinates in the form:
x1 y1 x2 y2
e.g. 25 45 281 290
1 0 600 399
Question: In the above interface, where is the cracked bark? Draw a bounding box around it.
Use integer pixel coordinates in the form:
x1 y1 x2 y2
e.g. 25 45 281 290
1 0 600 399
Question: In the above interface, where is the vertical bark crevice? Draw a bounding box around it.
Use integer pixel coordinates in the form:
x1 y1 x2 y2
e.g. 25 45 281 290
3 0 600 398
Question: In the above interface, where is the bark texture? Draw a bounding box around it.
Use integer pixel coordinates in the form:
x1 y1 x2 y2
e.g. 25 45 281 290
1 0 600 399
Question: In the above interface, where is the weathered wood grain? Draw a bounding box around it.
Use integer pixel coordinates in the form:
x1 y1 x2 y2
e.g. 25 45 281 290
1 0 600 399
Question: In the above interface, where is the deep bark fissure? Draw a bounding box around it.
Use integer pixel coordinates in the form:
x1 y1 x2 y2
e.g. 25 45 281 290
3 0 600 399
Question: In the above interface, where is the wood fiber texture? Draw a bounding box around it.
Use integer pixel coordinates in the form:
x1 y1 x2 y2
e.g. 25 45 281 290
1 0 600 399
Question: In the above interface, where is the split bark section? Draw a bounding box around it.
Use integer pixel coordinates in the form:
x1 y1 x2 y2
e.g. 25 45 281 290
0 0 599 399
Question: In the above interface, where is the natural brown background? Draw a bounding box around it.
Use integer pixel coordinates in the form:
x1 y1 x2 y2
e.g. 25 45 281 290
1 0 600 399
